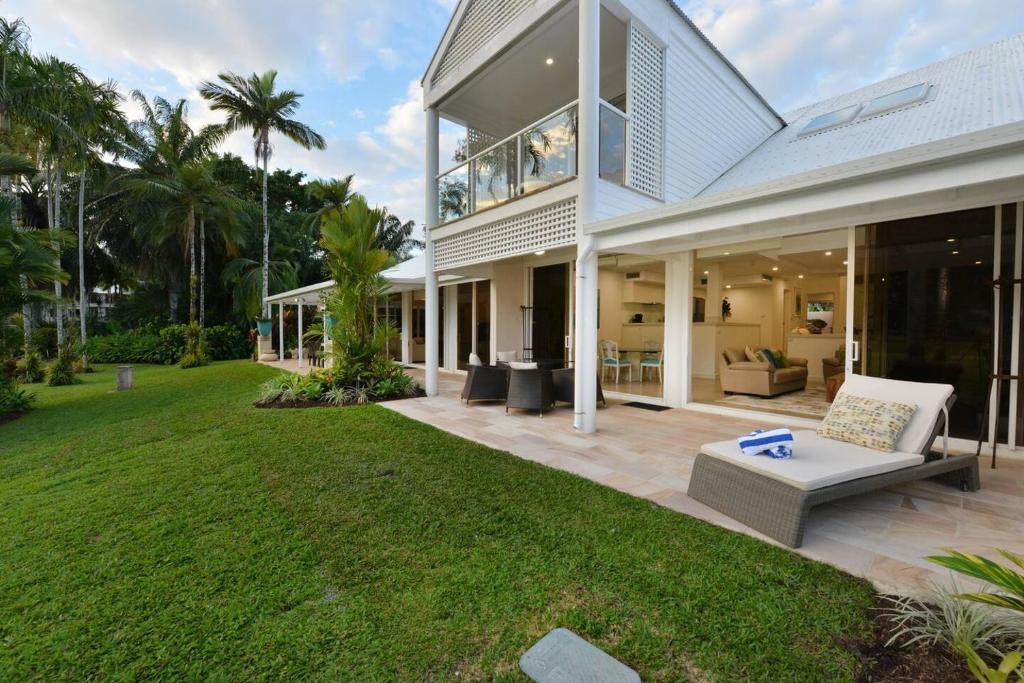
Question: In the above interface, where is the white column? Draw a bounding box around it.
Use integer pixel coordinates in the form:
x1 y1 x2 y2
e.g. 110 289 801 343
444 285 459 370
278 302 285 361
424 106 440 395
297 302 304 367
573 0 600 433
400 290 412 365
663 252 694 408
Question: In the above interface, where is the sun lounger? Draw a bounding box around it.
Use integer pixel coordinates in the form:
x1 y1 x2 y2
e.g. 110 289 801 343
687 375 981 548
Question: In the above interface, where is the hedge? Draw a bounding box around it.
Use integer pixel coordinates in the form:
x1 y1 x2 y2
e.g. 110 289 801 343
87 325 252 365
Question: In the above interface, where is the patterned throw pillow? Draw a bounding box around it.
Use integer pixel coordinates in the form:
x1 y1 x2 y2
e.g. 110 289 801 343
758 348 779 368
817 394 917 452
744 346 759 363
772 349 791 368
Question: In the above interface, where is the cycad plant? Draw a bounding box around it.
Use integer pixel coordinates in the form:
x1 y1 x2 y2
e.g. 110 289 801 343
319 196 393 380
928 550 1024 682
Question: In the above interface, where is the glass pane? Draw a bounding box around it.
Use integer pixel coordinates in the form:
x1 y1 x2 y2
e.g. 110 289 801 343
521 107 577 195
472 139 516 212
438 163 469 223
853 208 998 439
599 104 626 185
476 280 491 365
456 283 474 370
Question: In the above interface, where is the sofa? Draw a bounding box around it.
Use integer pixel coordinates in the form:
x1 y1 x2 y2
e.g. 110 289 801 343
719 347 808 397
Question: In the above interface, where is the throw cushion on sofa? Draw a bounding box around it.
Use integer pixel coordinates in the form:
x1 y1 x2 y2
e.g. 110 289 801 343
744 346 759 363
772 349 791 368
508 361 538 370
724 347 746 364
756 348 779 368
817 394 917 452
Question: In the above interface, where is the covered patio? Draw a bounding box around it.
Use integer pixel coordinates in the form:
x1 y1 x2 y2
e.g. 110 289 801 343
386 367 1024 595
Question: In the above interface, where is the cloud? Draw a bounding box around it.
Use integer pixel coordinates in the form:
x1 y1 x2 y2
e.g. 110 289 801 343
17 0 439 87
683 0 1022 112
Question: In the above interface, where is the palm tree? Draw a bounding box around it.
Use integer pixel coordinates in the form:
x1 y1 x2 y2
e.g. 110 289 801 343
305 174 354 227
199 70 325 319
374 210 423 260
68 76 124 365
320 195 392 368
0 152 66 353
24 55 84 345
121 93 225 322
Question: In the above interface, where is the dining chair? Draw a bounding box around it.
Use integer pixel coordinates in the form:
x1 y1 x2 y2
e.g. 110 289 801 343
599 339 631 384
640 340 663 383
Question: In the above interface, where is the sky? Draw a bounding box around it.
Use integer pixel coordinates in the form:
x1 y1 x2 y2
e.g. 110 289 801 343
6 0 1023 231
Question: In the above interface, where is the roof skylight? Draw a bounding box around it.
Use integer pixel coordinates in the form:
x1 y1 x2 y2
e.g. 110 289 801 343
861 82 931 117
798 104 862 137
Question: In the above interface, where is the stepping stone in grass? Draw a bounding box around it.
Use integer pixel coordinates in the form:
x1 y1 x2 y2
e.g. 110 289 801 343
520 628 640 683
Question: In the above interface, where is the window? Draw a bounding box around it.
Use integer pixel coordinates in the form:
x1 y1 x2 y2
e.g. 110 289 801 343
799 104 862 137
861 82 931 118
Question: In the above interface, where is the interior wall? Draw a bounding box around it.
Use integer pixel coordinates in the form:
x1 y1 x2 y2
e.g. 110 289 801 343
597 269 626 342
490 258 525 358
721 286 773 345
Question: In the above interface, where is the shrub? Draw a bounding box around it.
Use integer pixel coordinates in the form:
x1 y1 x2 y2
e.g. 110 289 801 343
0 377 34 415
179 322 208 369
46 339 79 386
203 325 251 360
30 325 58 359
883 584 1024 661
86 323 250 365
17 349 44 383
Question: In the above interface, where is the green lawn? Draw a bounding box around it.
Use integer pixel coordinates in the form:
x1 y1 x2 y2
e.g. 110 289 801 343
0 362 875 681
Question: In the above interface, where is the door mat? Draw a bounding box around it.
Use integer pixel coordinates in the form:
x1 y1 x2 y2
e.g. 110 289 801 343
622 401 672 412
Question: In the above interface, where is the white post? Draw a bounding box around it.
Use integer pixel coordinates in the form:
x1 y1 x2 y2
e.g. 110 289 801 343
400 290 412 365
663 252 694 407
278 302 285 362
574 0 600 433
297 302 304 367
424 106 440 395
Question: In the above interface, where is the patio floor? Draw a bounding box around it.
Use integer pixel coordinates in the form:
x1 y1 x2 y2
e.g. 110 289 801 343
384 369 1024 595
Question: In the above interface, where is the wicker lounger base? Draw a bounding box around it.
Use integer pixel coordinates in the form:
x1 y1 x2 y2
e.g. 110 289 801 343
687 452 981 548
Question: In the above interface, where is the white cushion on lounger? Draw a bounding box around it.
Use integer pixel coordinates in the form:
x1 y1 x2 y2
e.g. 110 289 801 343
701 430 924 491
835 375 952 454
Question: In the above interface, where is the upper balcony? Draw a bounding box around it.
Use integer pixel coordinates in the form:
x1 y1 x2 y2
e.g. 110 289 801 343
433 4 632 225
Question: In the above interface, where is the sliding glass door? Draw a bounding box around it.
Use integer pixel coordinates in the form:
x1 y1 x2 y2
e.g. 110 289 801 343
849 206 1016 440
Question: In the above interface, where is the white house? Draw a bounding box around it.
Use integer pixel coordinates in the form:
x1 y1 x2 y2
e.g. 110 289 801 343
268 0 1024 453
418 0 1024 447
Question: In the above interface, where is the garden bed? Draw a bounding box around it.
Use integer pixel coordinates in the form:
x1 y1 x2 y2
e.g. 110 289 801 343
843 597 974 682
254 385 425 409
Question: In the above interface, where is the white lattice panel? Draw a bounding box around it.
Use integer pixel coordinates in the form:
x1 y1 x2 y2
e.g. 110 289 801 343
433 0 534 86
434 198 577 270
628 24 665 199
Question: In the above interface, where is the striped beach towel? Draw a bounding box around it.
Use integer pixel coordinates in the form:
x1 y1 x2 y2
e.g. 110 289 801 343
737 428 794 459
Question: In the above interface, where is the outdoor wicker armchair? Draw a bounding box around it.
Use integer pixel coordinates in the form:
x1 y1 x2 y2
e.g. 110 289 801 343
506 368 555 416
460 364 509 403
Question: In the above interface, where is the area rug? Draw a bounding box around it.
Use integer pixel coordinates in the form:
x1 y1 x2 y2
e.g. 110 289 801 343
715 386 830 419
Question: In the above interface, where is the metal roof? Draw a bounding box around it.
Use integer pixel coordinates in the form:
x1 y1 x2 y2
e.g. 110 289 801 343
263 254 477 305
700 33 1024 197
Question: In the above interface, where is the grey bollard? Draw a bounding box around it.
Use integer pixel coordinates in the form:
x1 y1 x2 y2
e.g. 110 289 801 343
117 365 134 391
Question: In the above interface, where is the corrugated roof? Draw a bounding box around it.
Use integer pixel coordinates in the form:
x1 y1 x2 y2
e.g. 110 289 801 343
700 33 1024 197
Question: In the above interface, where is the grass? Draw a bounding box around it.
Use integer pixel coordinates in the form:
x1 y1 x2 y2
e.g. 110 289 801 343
0 362 875 681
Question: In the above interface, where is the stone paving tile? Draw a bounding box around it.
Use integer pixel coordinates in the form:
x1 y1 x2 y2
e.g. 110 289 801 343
378 368 1024 594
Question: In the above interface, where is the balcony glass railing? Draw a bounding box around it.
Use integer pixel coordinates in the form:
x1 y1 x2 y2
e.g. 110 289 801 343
436 99 630 224
438 102 578 223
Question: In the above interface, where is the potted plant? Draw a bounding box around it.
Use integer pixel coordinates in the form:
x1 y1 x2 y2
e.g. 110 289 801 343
256 318 273 337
